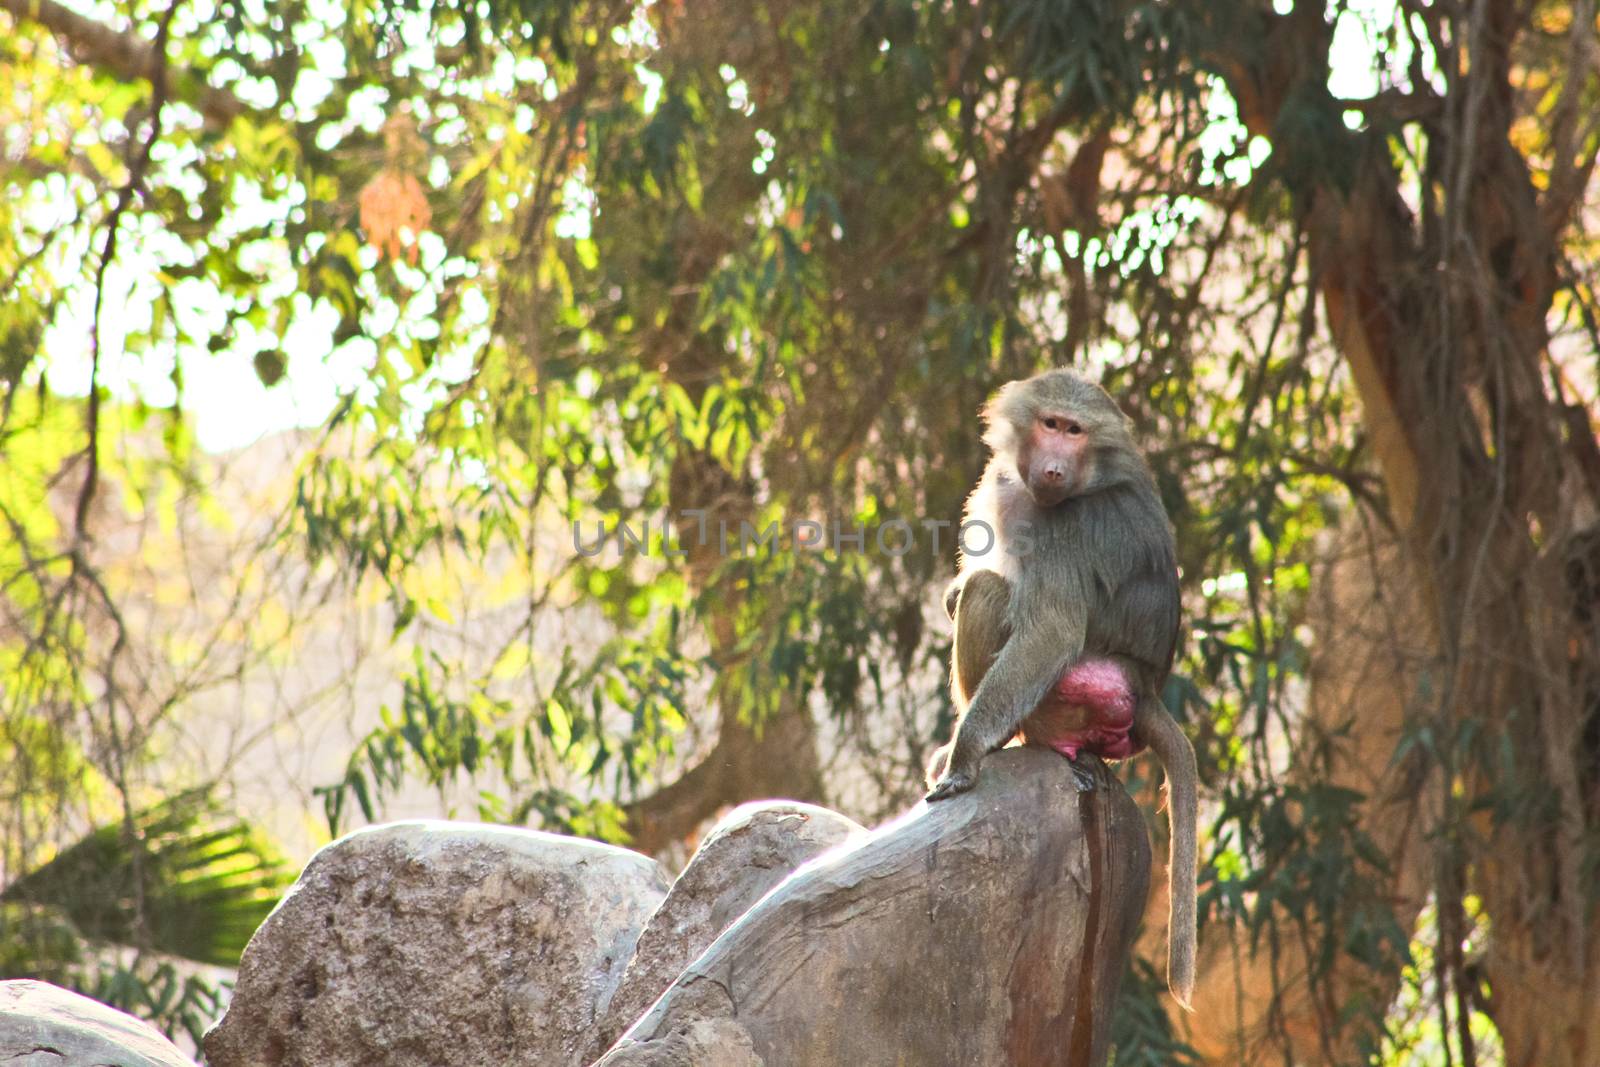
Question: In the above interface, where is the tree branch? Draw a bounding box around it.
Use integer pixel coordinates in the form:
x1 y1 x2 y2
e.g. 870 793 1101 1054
1 0 253 129
1334 89 1444 124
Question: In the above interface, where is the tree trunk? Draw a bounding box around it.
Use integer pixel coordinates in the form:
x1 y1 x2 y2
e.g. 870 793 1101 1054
1204 7 1600 1063
624 689 823 855
614 49 827 849
1181 519 1437 1064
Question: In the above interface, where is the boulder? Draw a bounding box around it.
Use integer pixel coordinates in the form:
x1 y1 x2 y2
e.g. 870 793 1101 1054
595 801 863 1050
0 979 197 1067
595 748 1151 1067
204 821 668 1067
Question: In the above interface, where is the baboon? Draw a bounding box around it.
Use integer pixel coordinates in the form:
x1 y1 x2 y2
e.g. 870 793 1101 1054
925 368 1197 1007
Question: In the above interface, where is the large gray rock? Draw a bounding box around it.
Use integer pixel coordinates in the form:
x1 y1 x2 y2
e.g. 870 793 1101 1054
0 980 197 1067
204 821 668 1067
595 748 1151 1067
595 801 863 1051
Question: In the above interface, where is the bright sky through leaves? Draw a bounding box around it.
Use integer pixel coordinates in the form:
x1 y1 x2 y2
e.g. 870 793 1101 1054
32 0 1396 453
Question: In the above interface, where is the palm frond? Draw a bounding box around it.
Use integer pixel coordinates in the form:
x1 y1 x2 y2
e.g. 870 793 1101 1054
1 789 293 967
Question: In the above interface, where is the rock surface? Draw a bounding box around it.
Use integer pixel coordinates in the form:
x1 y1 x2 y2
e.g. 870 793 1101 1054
0 979 198 1067
595 747 1151 1067
204 821 668 1067
595 801 864 1051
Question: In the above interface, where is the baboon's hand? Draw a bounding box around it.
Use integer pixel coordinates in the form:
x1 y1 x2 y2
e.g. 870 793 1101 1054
924 767 977 802
924 742 953 789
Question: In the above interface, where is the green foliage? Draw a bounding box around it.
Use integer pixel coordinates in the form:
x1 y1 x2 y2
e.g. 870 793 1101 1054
0 906 232 1050
1 792 290 1049
1108 959 1203 1067
79 961 233 1053
313 643 668 840
1 791 294 969
1211 777 1412 969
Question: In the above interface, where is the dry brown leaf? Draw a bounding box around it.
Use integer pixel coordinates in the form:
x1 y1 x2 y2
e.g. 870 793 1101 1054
358 168 431 264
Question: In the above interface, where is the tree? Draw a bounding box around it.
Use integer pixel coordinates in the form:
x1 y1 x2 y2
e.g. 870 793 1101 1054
1 0 1596 1063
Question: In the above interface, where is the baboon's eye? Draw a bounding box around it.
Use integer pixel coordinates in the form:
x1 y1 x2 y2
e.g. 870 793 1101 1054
1065 421 1084 436
1041 416 1062 431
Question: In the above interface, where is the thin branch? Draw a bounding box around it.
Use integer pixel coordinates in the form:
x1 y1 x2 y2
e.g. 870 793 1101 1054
74 0 178 546
1335 88 1445 123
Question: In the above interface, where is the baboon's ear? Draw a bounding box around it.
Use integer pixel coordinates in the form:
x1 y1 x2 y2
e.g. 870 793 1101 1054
980 381 1024 455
